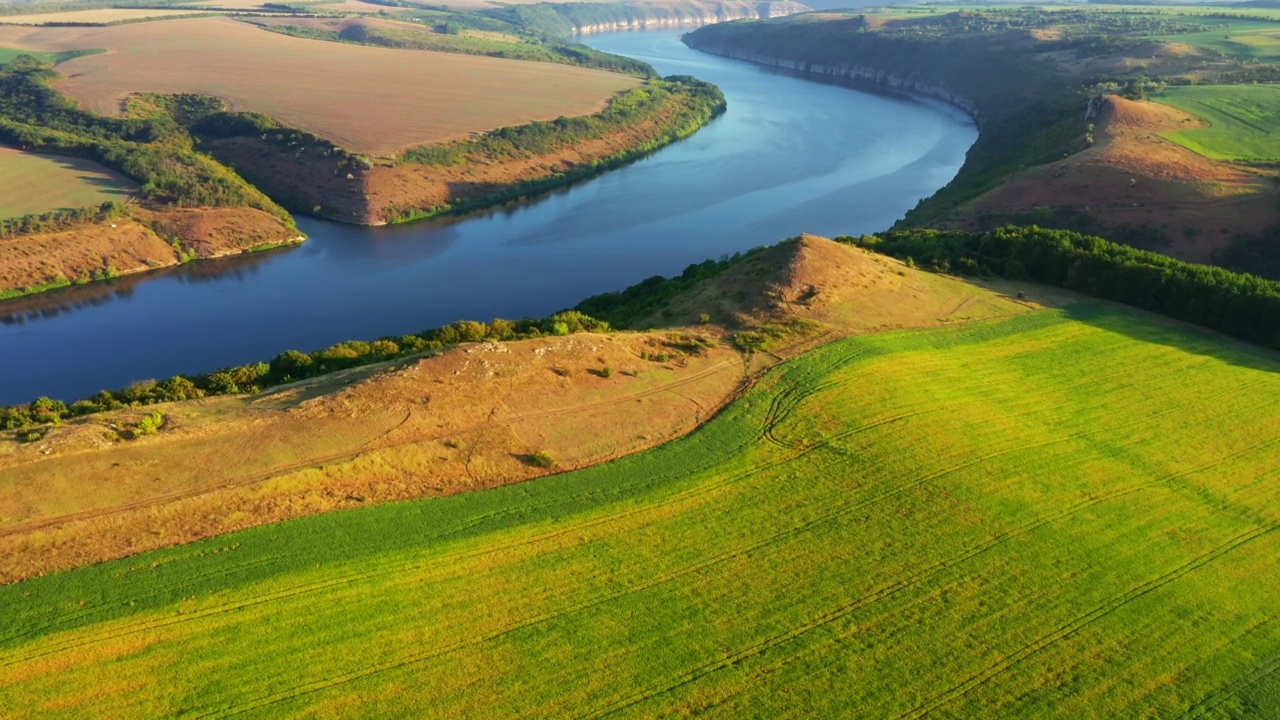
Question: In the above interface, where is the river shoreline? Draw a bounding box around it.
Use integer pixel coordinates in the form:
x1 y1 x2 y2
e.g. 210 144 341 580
0 30 977 405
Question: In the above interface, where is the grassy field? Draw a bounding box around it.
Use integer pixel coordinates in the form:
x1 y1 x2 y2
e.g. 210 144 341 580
3 301 1279 717
1155 85 1280 163
0 147 134 218
0 45 32 63
0 17 640 155
1147 18 1280 62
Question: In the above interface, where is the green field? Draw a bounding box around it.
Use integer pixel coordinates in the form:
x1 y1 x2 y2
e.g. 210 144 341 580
1155 85 1280 162
0 46 28 64
3 302 1280 717
1152 23 1280 62
0 147 135 219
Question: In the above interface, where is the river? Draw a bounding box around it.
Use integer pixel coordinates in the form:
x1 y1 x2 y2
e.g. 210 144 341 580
0 31 977 404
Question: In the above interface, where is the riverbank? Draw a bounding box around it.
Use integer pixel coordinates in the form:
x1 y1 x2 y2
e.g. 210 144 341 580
0 206 302 301
0 76 720 299
682 44 980 125
202 76 726 226
682 17 1078 224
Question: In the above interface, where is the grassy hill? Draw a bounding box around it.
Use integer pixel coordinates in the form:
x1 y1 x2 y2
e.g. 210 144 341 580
3 292 1279 716
0 236 1030 582
683 6 1280 275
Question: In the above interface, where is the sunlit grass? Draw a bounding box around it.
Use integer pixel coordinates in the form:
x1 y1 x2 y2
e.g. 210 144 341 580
2 302 1279 718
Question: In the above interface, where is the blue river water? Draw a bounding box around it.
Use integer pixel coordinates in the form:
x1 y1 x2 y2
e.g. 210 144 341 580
0 30 976 403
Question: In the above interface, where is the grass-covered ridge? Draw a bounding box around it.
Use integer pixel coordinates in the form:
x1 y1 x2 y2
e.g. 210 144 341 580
4 303 1279 716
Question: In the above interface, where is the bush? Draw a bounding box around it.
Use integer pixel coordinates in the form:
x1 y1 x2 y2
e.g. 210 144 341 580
133 411 165 437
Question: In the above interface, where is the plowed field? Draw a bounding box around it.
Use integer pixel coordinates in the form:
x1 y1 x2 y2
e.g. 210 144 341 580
0 17 640 155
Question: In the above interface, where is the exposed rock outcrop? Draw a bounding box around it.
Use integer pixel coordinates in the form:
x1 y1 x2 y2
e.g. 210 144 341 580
685 43 979 123
574 1 810 35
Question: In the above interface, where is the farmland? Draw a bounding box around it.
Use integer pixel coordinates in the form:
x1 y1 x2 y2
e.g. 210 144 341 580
1148 18 1280 63
2 301 1279 716
0 146 134 218
0 17 641 155
1155 85 1280 163
0 9 210 26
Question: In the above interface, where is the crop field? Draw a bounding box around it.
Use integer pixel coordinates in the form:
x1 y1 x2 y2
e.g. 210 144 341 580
0 9 209 25
0 147 134 218
309 0 404 11
0 45 31 63
3 302 1279 717
0 17 640 155
1155 85 1280 163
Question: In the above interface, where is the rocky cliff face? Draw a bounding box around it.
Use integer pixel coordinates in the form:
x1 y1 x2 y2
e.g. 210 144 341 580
685 43 980 124
575 1 810 35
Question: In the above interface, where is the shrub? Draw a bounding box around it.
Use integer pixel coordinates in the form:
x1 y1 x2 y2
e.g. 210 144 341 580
133 411 165 437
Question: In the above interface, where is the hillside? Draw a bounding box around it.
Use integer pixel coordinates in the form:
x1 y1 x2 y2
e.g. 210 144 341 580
0 236 1033 582
961 94 1277 262
3 286 1278 716
683 7 1280 276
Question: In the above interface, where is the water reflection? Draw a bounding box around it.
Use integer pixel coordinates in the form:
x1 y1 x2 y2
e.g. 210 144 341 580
0 248 284 325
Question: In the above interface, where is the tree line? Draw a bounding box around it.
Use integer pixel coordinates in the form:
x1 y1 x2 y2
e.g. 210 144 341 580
0 201 126 239
576 247 769 328
0 57 290 219
842 225 1280 351
400 76 724 167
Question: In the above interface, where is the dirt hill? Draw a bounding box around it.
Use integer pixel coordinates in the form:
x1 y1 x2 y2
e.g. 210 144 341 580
646 234 1036 340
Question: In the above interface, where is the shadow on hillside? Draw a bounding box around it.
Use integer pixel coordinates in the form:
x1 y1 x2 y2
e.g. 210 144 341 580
1060 299 1280 375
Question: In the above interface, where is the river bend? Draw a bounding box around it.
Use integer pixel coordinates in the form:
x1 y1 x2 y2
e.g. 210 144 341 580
0 31 976 403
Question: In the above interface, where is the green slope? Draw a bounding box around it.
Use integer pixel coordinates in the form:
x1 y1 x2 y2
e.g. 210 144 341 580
3 303 1280 718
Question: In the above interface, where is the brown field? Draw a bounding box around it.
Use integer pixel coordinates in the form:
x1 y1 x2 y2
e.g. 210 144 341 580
0 146 134 218
0 237 1036 581
0 17 640 155
248 15 434 34
0 207 300 295
0 8 206 25
390 0 599 9
202 83 698 224
184 0 299 6
310 0 405 11
955 95 1279 262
